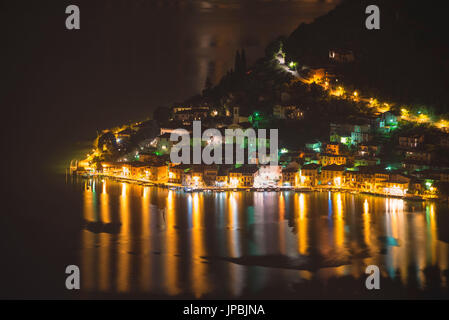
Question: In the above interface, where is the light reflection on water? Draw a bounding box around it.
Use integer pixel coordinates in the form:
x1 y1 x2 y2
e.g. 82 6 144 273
79 178 449 297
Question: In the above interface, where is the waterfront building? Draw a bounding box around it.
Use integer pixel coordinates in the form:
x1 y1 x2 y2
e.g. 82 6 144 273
216 164 234 187
281 167 298 187
100 161 125 176
151 164 169 182
182 167 205 188
128 163 149 178
345 166 389 192
215 170 228 187
380 179 409 196
203 164 219 186
229 165 259 188
320 164 345 186
299 163 320 186
254 165 282 188
169 164 191 184
345 170 358 188
128 163 169 183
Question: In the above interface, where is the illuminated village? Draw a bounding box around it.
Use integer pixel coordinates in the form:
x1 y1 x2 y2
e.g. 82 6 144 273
72 47 449 201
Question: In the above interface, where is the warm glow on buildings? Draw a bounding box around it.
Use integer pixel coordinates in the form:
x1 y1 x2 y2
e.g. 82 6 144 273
436 119 449 129
384 184 407 196
418 113 429 123
229 177 239 188
334 176 342 187
122 166 130 177
331 86 344 97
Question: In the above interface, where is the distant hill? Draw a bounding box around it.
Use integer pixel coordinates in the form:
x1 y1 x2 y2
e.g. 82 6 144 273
283 0 449 114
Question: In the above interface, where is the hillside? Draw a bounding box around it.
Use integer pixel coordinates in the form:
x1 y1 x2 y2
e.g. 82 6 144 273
283 0 449 114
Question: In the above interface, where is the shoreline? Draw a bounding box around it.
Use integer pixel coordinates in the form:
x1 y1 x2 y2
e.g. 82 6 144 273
72 171 442 202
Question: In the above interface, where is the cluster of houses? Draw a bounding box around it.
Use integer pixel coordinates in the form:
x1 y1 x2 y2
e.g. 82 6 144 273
95 156 442 198
295 113 449 198
87 68 449 199
86 102 449 199
94 140 447 198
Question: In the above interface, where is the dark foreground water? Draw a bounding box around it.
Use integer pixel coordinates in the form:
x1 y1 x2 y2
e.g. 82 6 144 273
65 177 449 298
3 174 449 299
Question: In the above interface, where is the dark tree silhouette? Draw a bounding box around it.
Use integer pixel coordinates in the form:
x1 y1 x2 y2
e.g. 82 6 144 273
234 50 242 74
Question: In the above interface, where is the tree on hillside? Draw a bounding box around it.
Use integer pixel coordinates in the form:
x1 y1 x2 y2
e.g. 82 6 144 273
234 49 247 75
153 106 171 125
241 48 247 72
234 50 242 74
202 76 213 96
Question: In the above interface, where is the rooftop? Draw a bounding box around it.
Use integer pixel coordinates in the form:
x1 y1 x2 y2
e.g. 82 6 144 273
321 164 346 171
301 163 320 170
229 165 259 175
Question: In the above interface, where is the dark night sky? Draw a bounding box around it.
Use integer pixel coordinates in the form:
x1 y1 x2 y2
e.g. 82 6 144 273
4 0 340 174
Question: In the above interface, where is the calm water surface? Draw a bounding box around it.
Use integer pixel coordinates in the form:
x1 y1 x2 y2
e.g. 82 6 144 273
76 177 449 298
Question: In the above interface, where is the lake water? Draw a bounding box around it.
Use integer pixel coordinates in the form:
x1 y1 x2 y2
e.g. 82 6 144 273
72 177 449 298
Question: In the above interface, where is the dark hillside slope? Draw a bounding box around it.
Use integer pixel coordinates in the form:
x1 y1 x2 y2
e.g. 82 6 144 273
284 0 449 113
